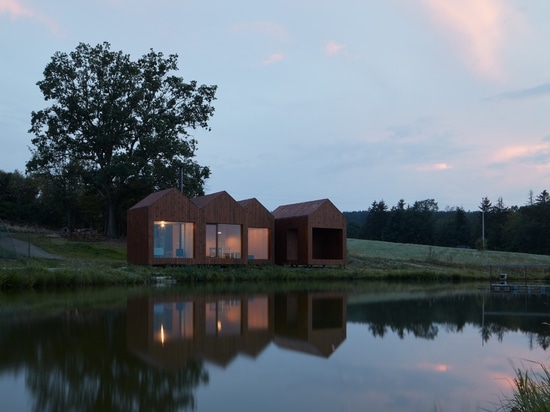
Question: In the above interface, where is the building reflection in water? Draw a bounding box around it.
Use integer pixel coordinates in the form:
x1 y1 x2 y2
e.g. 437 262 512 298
127 291 346 369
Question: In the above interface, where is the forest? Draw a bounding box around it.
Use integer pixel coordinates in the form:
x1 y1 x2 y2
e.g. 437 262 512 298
345 191 550 255
1 168 549 255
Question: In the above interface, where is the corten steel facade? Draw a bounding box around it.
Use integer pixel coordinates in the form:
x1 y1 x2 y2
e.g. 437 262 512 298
127 188 200 265
127 190 346 266
272 199 347 266
127 190 275 265
190 191 249 265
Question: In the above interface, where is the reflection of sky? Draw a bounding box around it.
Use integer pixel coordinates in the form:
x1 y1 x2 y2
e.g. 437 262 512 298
0 372 32 412
195 323 549 412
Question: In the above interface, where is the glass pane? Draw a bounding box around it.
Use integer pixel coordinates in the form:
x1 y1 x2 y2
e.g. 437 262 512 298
218 224 241 258
248 228 269 260
206 224 217 257
154 221 194 258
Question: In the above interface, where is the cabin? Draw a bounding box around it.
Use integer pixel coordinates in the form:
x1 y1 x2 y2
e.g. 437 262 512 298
272 199 347 266
127 190 345 266
127 188 200 265
190 191 248 265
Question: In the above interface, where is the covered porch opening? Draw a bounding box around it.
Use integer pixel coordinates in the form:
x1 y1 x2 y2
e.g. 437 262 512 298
312 228 343 260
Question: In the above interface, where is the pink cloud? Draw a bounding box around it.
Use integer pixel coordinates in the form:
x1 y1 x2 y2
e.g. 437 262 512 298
415 362 451 372
0 0 60 33
417 163 452 171
491 143 550 165
420 0 522 80
262 53 285 65
324 40 346 56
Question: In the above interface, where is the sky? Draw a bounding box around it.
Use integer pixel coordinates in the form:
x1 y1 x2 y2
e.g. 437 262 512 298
1 0 550 213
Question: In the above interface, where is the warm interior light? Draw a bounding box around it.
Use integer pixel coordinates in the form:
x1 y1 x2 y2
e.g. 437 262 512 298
217 320 222 331
160 221 166 228
160 324 165 345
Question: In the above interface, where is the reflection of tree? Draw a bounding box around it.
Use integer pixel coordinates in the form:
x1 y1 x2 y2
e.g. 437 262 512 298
0 310 208 412
348 294 550 348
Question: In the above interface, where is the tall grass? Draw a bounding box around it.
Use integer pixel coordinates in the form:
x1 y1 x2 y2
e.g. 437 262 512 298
494 361 550 412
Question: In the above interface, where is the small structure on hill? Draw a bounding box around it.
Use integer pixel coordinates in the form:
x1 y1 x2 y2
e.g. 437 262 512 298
190 191 249 264
272 199 347 266
127 189 275 265
127 188 200 265
127 190 345 266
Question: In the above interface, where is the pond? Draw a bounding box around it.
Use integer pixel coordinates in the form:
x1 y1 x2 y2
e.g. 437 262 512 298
1 282 549 411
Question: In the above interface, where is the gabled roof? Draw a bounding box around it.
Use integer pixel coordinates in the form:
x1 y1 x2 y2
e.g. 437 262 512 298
237 198 255 207
190 191 231 208
238 198 270 211
129 188 176 210
271 199 331 219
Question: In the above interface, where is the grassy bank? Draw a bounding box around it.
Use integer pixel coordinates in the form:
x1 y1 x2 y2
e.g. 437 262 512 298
2 233 550 290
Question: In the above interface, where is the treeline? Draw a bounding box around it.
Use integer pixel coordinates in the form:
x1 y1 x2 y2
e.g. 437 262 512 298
345 191 550 255
0 169 144 235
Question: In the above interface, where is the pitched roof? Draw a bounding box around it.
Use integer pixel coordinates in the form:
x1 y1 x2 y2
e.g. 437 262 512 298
190 191 229 208
271 199 331 219
237 198 255 207
129 188 176 210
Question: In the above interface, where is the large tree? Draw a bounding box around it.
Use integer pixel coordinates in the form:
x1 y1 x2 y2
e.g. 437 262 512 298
27 42 217 237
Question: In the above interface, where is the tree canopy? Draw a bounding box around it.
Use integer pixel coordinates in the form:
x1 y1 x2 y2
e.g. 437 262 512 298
27 42 217 237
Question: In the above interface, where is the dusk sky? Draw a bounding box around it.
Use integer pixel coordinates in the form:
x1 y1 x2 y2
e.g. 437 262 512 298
2 0 550 212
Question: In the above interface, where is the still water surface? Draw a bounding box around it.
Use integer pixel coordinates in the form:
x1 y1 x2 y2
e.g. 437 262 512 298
1 283 549 411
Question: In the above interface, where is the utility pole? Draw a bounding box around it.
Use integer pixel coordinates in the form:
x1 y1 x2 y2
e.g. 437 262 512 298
481 208 485 251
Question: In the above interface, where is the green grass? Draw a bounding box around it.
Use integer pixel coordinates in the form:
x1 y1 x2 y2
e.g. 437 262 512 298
2 234 550 290
492 361 550 412
347 238 550 266
11 233 126 261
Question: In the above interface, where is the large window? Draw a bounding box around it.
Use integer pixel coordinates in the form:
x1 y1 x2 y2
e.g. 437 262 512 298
153 221 194 259
205 223 241 258
248 228 269 260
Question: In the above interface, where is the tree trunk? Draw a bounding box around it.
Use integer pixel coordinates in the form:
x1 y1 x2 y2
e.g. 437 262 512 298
106 200 117 238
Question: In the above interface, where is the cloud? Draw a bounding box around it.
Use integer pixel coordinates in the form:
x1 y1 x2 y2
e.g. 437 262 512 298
0 0 60 33
491 142 550 166
415 363 451 372
488 82 550 101
420 0 519 80
262 53 285 65
230 21 291 42
416 163 452 171
324 40 346 56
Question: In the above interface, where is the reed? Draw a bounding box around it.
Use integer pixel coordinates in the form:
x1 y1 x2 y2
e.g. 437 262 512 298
494 361 550 412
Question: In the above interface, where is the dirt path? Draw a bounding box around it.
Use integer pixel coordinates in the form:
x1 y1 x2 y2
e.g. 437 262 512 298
0 237 64 260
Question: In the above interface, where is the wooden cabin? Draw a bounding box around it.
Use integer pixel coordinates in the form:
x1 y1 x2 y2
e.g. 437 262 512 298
127 188 200 265
127 189 276 266
190 191 248 265
272 199 347 266
127 189 343 267
238 198 275 264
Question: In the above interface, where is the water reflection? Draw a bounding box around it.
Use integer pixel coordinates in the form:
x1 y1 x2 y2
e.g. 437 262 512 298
0 286 549 411
127 291 347 370
346 292 550 349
